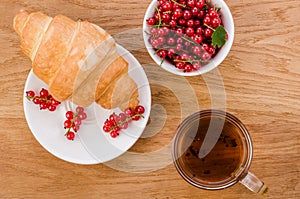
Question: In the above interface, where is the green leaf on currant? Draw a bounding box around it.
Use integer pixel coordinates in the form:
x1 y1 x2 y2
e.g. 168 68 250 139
212 26 227 48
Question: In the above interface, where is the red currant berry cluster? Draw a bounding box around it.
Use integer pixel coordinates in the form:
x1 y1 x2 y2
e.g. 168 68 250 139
26 88 60 111
146 0 226 72
103 105 145 138
64 106 87 141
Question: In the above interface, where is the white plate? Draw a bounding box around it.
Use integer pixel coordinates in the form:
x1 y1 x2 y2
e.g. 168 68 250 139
23 44 151 164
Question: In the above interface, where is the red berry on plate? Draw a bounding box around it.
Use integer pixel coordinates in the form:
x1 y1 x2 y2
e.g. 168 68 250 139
103 125 111 133
40 102 48 110
66 131 75 141
109 113 118 122
78 112 87 120
104 119 113 128
74 117 82 126
135 105 145 114
51 99 60 106
32 97 41 104
26 90 35 98
72 125 80 132
66 111 74 120
124 108 134 117
132 115 141 121
110 131 118 138
64 120 72 129
121 122 129 129
118 113 127 122
39 88 49 98
76 106 84 113
48 105 56 112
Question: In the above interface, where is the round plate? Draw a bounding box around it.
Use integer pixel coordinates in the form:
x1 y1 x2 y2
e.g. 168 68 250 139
23 44 151 164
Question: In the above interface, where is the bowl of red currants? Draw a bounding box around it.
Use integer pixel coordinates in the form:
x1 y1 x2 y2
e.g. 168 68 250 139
143 0 234 76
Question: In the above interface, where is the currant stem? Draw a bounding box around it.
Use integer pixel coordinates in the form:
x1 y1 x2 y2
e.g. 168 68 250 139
64 112 79 136
170 0 186 8
204 24 216 31
109 113 144 133
155 7 162 28
173 59 210 63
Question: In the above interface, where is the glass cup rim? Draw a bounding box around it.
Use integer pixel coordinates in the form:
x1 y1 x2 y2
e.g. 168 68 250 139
172 109 253 190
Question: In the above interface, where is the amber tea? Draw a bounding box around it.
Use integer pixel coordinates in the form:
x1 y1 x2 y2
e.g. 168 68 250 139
178 115 244 183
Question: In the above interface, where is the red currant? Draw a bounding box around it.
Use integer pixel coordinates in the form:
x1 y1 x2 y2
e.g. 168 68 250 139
193 46 202 55
132 115 140 121
40 102 48 110
103 125 111 133
74 117 82 126
39 88 49 98
48 105 56 112
173 8 183 18
124 108 134 117
66 111 74 120
121 122 129 129
193 34 203 44
187 0 195 7
158 50 167 58
135 105 145 114
204 28 213 37
78 112 87 120
183 10 192 20
118 113 127 122
203 16 211 25
184 63 193 72
76 106 84 113
51 99 60 106
32 97 41 104
192 62 201 70
211 17 221 27
72 125 80 132
110 131 118 138
147 17 156 26
26 90 35 98
186 20 194 27
176 62 184 69
66 131 75 141
167 48 176 58
195 0 205 9
64 120 72 129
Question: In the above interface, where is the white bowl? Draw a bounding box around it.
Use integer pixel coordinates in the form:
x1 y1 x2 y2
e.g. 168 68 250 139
143 0 234 76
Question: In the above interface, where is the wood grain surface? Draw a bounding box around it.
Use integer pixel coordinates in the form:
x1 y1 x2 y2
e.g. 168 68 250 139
0 0 299 198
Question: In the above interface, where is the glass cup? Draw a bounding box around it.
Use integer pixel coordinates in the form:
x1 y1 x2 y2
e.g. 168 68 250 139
172 110 268 195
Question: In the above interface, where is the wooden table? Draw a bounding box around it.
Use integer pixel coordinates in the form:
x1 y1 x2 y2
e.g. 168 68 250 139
0 0 299 198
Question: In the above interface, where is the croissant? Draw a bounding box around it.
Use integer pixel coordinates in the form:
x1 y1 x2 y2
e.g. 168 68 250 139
13 10 139 110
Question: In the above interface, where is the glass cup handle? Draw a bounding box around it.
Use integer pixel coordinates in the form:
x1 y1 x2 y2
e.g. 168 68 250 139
239 171 268 195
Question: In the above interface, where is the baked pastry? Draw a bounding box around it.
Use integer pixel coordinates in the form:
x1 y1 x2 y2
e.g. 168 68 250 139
14 10 139 110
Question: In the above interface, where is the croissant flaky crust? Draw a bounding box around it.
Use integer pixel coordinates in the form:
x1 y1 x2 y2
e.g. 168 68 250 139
14 10 139 110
